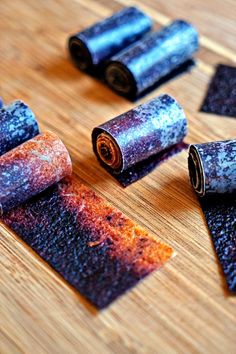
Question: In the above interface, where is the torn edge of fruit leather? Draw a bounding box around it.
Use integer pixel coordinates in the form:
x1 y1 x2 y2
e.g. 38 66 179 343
188 140 236 292
0 100 174 308
92 94 188 187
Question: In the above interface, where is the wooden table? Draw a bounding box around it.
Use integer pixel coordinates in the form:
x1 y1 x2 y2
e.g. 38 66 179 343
0 0 235 353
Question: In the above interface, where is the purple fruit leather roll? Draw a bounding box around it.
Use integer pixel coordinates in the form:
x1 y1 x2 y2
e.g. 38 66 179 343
92 94 187 175
0 100 40 156
188 140 236 196
105 20 199 98
68 7 152 71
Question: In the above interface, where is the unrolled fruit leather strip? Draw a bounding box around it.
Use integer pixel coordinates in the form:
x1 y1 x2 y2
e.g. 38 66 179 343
0 131 72 214
68 7 152 72
0 100 39 156
2 176 175 308
188 139 236 292
92 94 187 183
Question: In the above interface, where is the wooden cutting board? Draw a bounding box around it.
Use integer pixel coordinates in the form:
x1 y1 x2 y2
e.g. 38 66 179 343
0 0 235 353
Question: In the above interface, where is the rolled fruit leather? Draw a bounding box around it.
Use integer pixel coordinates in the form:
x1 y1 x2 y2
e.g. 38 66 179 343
188 139 236 196
105 20 199 98
68 7 152 72
92 94 187 176
188 139 236 292
0 100 40 156
0 131 72 214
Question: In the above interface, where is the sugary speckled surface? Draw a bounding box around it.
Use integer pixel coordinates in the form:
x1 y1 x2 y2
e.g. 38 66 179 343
93 94 187 181
200 195 236 292
2 176 174 308
200 64 236 118
106 20 198 97
0 100 39 156
69 6 152 71
0 131 72 213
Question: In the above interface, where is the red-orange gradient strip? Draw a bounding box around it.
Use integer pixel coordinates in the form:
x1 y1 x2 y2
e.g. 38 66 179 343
60 179 174 276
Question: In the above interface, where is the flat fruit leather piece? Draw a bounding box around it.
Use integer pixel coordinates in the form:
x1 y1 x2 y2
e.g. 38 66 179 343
1 176 174 308
200 64 236 118
68 6 152 72
199 195 236 292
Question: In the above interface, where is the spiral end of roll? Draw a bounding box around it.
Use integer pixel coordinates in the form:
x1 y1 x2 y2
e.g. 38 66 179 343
105 62 136 98
68 36 92 71
188 145 205 196
96 132 122 171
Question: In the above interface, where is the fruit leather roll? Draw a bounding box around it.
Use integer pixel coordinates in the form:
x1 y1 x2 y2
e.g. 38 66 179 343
92 94 187 183
0 131 72 214
188 139 236 292
188 140 236 196
0 100 39 156
106 20 199 98
68 7 152 71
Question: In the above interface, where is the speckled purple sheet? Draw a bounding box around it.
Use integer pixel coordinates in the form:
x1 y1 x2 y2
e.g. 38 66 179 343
200 195 236 292
200 64 236 118
2 177 174 308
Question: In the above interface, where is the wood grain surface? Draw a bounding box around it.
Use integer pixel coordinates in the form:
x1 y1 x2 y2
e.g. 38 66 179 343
0 0 235 353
